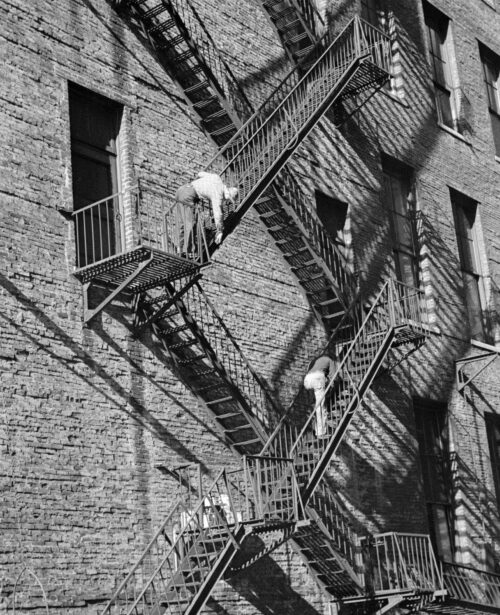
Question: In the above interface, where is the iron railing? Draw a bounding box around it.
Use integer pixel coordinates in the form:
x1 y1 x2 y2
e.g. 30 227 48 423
308 481 361 571
443 561 500 607
262 279 427 499
102 455 301 615
164 277 284 430
361 533 444 594
72 186 212 270
275 169 357 302
198 16 390 227
294 0 325 39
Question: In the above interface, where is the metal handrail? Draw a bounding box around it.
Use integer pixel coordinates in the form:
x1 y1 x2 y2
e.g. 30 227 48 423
102 456 301 615
443 561 500 606
195 16 389 227
361 533 444 593
274 168 357 301
262 279 427 499
72 186 212 270
165 276 284 431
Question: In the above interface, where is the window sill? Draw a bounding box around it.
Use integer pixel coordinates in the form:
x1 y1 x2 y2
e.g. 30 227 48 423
471 338 500 353
437 123 472 145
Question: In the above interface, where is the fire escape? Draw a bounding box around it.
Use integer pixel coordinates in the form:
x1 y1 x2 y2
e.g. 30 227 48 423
73 0 448 612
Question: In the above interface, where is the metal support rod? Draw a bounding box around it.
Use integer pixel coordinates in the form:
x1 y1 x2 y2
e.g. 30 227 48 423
83 253 153 325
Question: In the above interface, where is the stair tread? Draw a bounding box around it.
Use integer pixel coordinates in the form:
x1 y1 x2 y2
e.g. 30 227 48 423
206 396 234 406
178 354 207 365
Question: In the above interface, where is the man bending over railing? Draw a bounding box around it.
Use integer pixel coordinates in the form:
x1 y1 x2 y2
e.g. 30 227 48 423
174 171 238 249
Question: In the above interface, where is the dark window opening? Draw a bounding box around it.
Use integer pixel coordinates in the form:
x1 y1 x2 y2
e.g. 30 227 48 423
450 190 485 342
315 192 348 255
69 83 122 267
414 399 454 561
382 157 419 288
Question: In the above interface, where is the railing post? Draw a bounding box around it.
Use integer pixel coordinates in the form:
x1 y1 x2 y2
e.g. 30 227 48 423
354 16 361 57
387 279 397 327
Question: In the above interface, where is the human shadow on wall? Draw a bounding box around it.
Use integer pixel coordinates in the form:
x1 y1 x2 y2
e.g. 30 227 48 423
0 273 214 470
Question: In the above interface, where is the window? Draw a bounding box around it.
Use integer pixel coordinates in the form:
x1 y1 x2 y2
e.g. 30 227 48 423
69 84 123 267
479 43 500 157
382 159 419 288
486 414 500 508
414 399 454 561
315 192 349 258
451 190 486 341
423 2 462 133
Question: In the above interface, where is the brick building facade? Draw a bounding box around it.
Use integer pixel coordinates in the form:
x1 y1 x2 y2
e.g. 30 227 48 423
1 0 499 613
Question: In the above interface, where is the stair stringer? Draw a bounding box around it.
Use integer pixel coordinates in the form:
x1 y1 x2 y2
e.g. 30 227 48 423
256 0 323 65
300 328 396 503
133 284 269 456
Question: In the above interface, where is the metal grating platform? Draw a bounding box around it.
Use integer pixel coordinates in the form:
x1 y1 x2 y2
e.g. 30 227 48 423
73 246 202 291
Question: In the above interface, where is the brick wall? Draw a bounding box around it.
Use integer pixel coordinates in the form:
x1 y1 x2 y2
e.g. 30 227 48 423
1 0 500 612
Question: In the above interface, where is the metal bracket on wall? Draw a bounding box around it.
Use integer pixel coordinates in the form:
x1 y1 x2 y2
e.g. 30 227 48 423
455 351 499 393
82 254 154 325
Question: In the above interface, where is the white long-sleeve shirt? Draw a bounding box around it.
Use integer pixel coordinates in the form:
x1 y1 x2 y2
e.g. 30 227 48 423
191 172 236 233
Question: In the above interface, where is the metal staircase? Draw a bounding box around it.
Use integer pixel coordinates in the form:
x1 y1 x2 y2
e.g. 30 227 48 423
91 4 445 613
80 2 389 327
113 0 252 144
257 0 324 65
101 456 304 615
201 16 391 238
263 279 428 501
106 278 440 614
133 275 282 455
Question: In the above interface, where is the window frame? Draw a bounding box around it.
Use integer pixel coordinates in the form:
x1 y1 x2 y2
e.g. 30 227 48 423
382 158 420 289
423 1 462 133
413 398 455 561
450 190 487 341
479 42 500 157
68 83 124 268
486 413 500 509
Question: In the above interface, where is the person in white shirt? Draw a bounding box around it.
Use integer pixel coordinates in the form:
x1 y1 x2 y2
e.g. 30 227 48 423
303 354 341 437
173 172 238 251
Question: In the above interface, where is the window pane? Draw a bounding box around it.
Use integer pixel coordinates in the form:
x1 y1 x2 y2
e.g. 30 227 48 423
414 400 454 559
429 504 454 561
397 250 418 288
393 211 414 247
486 415 500 508
491 111 500 157
436 86 454 128
463 271 484 340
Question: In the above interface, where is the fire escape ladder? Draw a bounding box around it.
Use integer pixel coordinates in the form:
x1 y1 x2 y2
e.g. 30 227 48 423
115 0 253 146
200 16 391 249
102 457 304 615
262 278 428 503
295 481 365 599
110 3 373 329
132 277 279 456
257 0 324 65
